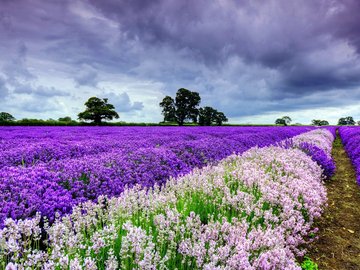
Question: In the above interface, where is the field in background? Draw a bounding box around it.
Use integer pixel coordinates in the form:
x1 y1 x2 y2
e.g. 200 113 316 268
0 126 352 269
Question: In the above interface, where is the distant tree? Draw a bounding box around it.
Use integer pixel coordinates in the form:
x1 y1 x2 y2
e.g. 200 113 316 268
160 88 201 126
320 120 329 126
311 119 321 125
78 97 119 125
338 116 355 126
199 106 216 126
198 107 228 126
175 88 201 125
159 96 176 122
312 119 329 126
160 89 228 126
275 116 292 126
338 118 345 125
282 116 292 125
58 116 72 122
0 112 15 122
275 118 285 125
213 111 228 126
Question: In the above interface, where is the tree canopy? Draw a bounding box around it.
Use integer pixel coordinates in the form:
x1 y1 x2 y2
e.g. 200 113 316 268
159 96 176 122
160 89 228 126
213 111 228 126
0 112 15 122
338 116 355 125
159 88 201 126
311 119 329 126
58 116 73 122
175 88 201 125
275 116 292 126
198 106 228 126
78 97 119 125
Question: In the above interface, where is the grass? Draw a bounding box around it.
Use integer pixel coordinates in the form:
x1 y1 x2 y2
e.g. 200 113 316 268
301 257 318 270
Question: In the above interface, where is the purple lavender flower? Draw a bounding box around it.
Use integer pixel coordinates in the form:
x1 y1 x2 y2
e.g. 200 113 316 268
0 126 316 226
339 127 360 185
298 142 335 179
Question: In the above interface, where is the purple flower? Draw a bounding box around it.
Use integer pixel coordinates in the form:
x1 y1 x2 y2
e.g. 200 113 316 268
0 126 316 226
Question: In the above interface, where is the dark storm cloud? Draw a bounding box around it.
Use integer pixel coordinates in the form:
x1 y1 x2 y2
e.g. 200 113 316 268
88 0 360 92
1 0 360 121
222 89 360 118
330 0 360 54
2 42 36 82
0 0 128 70
0 11 12 33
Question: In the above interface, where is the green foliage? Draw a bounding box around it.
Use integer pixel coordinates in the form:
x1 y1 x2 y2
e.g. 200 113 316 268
311 119 329 126
214 111 228 125
0 112 15 122
78 97 119 125
0 119 202 127
338 116 355 125
275 116 292 126
4 118 79 126
301 257 318 270
332 135 343 148
175 88 201 125
198 106 216 126
160 89 228 126
58 116 72 122
198 106 228 126
275 119 286 125
159 96 176 122
160 88 201 125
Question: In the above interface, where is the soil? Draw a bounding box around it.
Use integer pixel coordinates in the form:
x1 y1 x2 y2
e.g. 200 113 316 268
306 135 360 270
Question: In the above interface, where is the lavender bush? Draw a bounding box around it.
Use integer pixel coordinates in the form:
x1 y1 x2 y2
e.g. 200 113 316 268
339 126 360 185
0 126 315 226
0 128 334 269
298 143 335 179
284 127 336 179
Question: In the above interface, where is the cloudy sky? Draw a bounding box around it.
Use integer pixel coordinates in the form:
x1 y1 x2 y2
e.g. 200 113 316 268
1 0 360 124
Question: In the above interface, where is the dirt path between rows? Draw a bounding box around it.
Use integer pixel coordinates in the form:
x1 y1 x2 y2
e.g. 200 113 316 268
307 135 360 269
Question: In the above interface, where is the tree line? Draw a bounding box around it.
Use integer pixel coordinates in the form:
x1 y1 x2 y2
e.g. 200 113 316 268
274 115 359 126
159 88 228 126
1 95 360 126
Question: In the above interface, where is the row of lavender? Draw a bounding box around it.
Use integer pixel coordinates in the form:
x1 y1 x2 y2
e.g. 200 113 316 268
0 126 310 169
339 127 360 185
0 126 316 227
1 129 335 269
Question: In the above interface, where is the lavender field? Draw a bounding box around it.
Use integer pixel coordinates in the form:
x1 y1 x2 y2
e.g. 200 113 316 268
0 126 337 269
339 127 360 185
